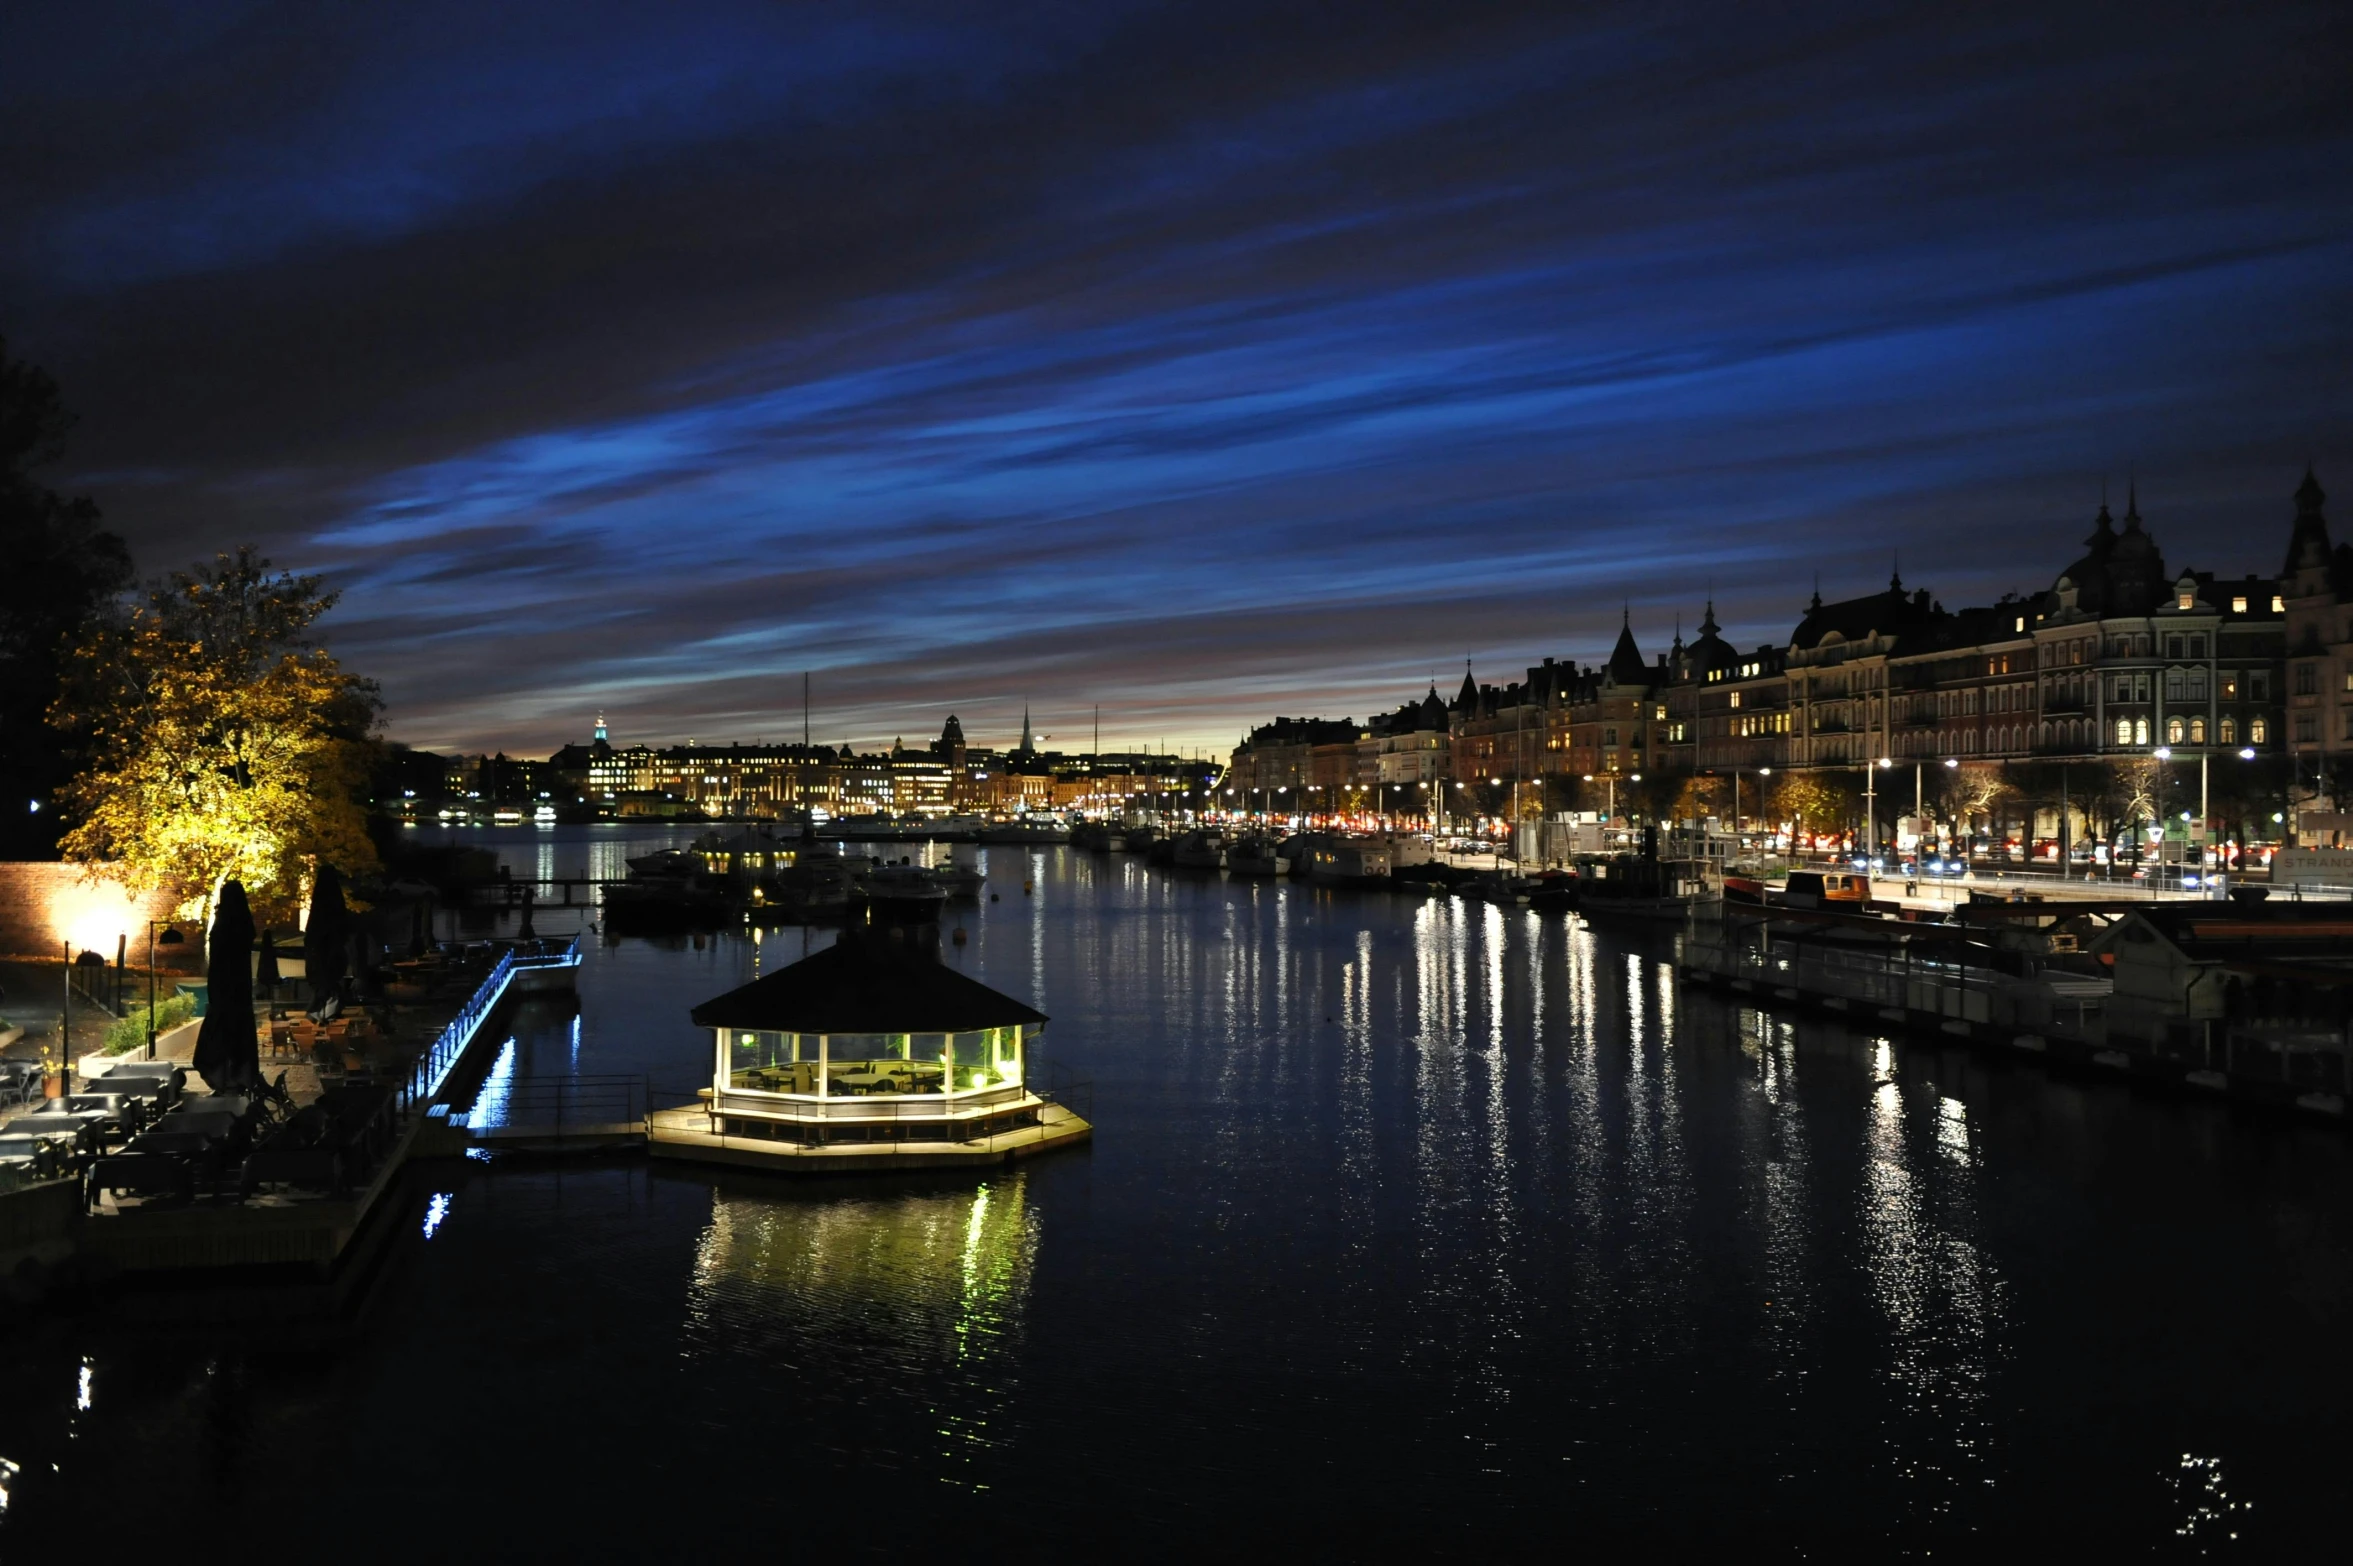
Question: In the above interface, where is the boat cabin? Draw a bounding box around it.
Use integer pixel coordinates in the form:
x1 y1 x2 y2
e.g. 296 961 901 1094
1779 870 1872 909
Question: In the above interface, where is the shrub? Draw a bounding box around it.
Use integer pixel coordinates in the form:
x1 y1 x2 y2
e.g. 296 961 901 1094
103 993 197 1055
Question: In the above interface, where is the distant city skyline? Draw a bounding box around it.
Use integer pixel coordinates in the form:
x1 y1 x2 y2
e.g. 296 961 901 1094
7 2 2348 756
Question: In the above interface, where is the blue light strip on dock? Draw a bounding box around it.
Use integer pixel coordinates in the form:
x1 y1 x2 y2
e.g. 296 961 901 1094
404 935 582 1110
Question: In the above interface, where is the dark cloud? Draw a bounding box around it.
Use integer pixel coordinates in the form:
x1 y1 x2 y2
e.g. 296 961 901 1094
5 0 2350 754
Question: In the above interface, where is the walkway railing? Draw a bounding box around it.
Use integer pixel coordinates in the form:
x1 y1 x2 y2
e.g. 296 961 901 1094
67 962 119 1017
463 1073 646 1138
398 933 583 1115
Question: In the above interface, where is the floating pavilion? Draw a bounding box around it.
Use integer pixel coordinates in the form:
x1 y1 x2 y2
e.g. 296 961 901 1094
646 924 1092 1172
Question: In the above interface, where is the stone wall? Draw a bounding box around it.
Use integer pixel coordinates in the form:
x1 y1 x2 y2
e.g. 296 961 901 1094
0 863 203 972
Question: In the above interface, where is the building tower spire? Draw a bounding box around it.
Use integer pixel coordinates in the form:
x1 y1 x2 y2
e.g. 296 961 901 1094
1019 704 1034 754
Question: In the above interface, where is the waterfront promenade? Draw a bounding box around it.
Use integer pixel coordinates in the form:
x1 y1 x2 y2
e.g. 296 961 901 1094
0 934 582 1301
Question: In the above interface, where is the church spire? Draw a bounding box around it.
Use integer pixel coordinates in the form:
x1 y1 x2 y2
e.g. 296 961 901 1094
2283 464 2333 577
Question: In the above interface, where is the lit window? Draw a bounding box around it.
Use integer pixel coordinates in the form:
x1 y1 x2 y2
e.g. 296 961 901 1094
2178 591 2195 610
2232 596 2248 613
1729 691 1742 708
2272 596 2286 612
2189 717 2206 744
2220 717 2236 744
2014 616 2025 633
2250 717 2267 744
2134 718 2150 746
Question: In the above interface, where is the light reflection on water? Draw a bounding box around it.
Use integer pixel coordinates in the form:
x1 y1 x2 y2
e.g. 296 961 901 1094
685 1177 1037 1491
0 826 2348 1554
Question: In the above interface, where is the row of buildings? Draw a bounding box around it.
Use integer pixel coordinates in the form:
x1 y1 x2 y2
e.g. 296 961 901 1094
1228 469 2353 837
382 710 1214 821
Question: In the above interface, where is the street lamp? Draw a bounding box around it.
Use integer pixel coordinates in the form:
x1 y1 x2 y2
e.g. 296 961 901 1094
1731 765 1770 837
146 921 187 1060
1865 756 1892 867
2153 744 2257 884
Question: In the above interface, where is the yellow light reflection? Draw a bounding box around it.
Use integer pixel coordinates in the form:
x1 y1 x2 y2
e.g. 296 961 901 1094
684 1174 1038 1488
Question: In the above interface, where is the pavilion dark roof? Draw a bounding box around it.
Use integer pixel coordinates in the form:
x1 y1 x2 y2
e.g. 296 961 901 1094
690 931 1048 1033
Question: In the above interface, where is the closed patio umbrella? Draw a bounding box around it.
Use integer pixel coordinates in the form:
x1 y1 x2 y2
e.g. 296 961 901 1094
191 880 260 1093
254 927 281 995
305 864 350 1017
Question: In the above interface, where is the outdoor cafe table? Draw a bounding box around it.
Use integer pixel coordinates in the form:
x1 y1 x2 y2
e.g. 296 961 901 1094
126 1128 224 1159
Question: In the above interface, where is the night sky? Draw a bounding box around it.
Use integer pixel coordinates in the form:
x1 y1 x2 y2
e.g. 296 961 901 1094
7 2 2350 758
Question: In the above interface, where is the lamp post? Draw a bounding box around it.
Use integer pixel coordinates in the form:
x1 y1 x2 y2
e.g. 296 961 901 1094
1865 757 1892 867
2155 744 2258 884
1732 765 1771 839
146 920 187 1060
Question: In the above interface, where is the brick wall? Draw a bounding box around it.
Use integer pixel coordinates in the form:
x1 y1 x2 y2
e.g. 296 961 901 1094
0 863 203 972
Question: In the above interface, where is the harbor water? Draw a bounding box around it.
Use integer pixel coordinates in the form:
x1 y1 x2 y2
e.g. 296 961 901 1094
3 826 2348 1554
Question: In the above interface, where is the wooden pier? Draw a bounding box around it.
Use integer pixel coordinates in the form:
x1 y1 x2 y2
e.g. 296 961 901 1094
48 936 588 1293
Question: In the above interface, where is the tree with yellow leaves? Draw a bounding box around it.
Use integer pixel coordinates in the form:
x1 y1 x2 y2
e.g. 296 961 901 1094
51 547 380 925
1767 771 1857 836
1670 774 1724 822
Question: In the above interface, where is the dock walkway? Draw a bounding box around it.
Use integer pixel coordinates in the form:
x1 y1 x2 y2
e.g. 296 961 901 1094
6 936 587 1291
1678 926 2349 1123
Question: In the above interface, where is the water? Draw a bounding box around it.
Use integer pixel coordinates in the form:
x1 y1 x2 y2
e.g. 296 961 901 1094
4 825 2348 1554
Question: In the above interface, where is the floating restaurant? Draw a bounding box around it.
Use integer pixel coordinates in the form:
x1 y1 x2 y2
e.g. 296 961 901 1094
646 925 1092 1172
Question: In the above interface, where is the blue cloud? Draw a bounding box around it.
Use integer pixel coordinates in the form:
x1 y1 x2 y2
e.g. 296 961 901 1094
7 1 2350 754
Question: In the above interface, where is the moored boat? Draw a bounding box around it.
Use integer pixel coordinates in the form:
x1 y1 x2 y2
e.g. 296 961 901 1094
977 812 1072 845
1301 835 1392 886
1171 828 1227 870
860 862 953 913
1225 833 1289 877
1574 852 1719 922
